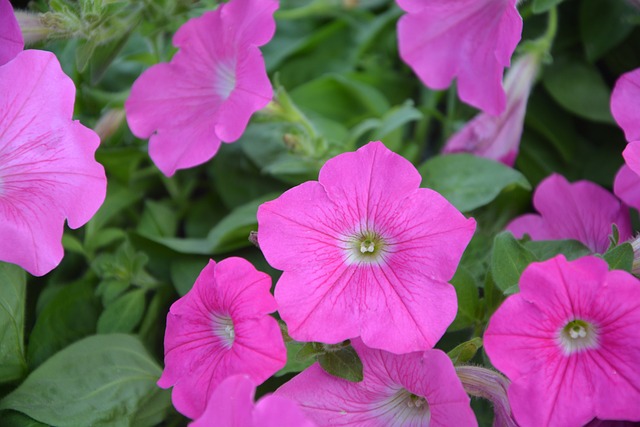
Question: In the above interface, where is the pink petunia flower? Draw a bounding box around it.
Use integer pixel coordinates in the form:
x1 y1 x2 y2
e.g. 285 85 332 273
0 0 23 65
484 255 640 427
125 0 278 176
158 257 286 419
396 0 522 116
614 165 640 211
276 339 477 426
190 374 316 427
442 53 540 166
257 141 476 354
0 50 106 276
506 174 631 253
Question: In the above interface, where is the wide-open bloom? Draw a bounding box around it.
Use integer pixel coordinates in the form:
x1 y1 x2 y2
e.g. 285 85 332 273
277 339 477 426
257 141 476 354
484 255 640 427
396 0 522 115
442 53 539 166
506 174 631 253
125 0 278 176
0 50 106 276
191 375 316 427
0 0 23 65
158 257 286 419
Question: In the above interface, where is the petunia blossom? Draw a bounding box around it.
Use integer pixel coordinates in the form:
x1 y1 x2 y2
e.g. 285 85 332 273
0 0 23 65
484 255 640 427
125 0 278 176
0 50 106 276
506 174 631 253
442 53 540 166
158 257 286 419
276 339 477 426
191 375 316 427
396 0 522 115
257 141 476 354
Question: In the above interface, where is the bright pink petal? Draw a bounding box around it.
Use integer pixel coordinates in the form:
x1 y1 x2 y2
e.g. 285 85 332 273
614 165 640 211
189 375 254 427
158 258 286 419
125 0 277 176
397 0 522 115
0 50 106 276
277 340 476 426
622 141 640 178
611 68 640 143
258 142 475 353
506 174 631 253
0 0 23 66
254 395 317 427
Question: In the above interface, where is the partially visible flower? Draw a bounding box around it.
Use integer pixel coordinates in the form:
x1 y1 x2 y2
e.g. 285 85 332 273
484 255 640 427
94 108 125 141
158 258 286 419
506 174 631 253
396 0 522 115
125 0 278 176
0 50 106 276
257 141 476 354
614 165 640 212
14 11 51 45
442 54 540 166
0 0 24 65
191 375 316 427
277 339 477 426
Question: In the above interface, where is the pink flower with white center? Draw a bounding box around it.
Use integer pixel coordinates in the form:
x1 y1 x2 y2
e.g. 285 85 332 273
442 53 540 166
0 50 106 276
190 375 316 427
158 257 286 419
396 0 522 115
125 0 278 177
257 141 476 354
276 339 477 427
484 255 640 427
0 0 23 65
506 174 631 253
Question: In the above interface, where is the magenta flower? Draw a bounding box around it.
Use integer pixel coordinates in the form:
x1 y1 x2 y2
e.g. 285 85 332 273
125 0 278 176
614 165 640 211
0 0 23 65
442 54 539 166
191 375 316 427
0 50 106 276
257 142 476 354
506 174 631 253
276 339 477 426
484 255 640 427
396 0 522 115
158 257 286 419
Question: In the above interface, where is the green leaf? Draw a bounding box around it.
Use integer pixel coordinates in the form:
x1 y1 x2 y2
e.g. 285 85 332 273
170 258 207 296
448 337 483 365
137 200 178 239
130 387 172 427
1 334 162 427
0 411 48 427
0 262 27 383
602 243 634 272
542 57 614 123
97 289 146 334
274 341 317 377
523 239 591 261
419 154 531 212
448 267 480 331
532 0 563 13
318 344 363 382
27 279 100 370
580 0 636 62
491 232 538 292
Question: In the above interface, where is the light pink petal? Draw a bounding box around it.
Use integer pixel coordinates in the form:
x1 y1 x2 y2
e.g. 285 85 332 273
0 0 23 66
611 68 640 142
254 395 317 427
216 0 279 47
0 50 106 276
397 0 522 115
622 141 640 178
190 374 255 427
614 165 640 211
508 174 631 253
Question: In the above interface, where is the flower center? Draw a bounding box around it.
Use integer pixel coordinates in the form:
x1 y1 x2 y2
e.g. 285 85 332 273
380 389 431 425
558 319 599 355
211 312 235 349
342 229 388 265
214 59 237 100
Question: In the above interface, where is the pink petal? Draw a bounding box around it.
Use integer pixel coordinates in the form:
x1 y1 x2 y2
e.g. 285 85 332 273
189 375 254 427
0 0 23 66
622 141 640 178
0 50 106 276
614 165 640 211
397 0 522 115
611 68 640 143
506 214 552 241
254 395 317 427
